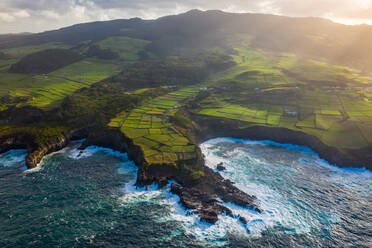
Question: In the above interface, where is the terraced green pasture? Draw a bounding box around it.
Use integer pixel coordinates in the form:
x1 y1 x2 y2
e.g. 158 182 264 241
2 43 72 59
197 47 372 150
197 92 372 149
0 58 120 109
0 59 17 73
109 87 200 166
97 36 152 61
210 46 372 90
0 39 148 110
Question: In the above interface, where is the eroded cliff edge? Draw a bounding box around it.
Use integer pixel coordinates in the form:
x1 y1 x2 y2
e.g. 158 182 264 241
0 116 371 224
79 128 261 224
193 115 372 170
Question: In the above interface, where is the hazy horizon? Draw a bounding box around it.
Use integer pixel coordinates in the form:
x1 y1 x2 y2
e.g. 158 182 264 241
0 0 371 34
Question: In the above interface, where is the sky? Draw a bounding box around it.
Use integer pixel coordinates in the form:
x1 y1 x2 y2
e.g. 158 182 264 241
0 0 372 34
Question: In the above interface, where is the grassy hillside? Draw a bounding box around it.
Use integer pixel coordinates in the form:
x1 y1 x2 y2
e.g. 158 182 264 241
2 10 372 70
9 49 83 74
0 58 121 110
109 87 200 165
0 36 152 110
97 36 153 61
194 46 372 150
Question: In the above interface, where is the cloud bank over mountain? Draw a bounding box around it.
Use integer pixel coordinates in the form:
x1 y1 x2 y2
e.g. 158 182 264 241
0 0 371 33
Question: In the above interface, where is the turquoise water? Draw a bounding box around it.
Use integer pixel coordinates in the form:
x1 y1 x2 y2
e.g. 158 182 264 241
0 139 371 247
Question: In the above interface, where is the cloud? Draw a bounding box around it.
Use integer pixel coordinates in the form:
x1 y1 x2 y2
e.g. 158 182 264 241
0 0 371 33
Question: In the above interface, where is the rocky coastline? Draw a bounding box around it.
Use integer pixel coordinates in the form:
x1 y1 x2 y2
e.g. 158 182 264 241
0 117 371 224
0 127 88 169
79 128 261 224
194 115 372 170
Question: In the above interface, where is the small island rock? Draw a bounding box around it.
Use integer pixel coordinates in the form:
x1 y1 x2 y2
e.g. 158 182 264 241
216 162 226 171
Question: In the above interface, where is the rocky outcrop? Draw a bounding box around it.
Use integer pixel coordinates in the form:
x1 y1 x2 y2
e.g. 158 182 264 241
0 132 63 168
25 135 69 168
216 162 226 171
170 166 261 224
0 127 89 168
170 183 233 224
0 133 36 154
81 128 262 224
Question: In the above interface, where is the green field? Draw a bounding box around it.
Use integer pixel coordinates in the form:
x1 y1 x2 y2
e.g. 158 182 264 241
2 43 72 59
0 58 121 109
109 87 200 166
0 38 152 110
97 36 152 61
196 47 372 150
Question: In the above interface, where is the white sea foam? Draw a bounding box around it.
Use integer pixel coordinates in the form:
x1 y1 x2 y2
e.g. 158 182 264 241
120 179 247 246
205 137 372 193
31 144 244 245
201 141 314 236
203 137 315 155
0 149 27 167
16 138 370 245
112 138 320 245
313 158 372 195
24 149 64 173
18 142 78 173
116 162 247 246
67 145 129 161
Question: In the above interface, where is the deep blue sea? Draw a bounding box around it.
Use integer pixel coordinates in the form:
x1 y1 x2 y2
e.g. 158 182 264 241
0 138 371 247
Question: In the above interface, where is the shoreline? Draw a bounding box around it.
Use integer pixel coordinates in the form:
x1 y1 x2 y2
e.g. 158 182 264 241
202 137 372 172
193 116 372 171
1 122 371 224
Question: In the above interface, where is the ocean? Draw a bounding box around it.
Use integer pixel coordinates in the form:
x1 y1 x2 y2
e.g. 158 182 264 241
0 138 371 247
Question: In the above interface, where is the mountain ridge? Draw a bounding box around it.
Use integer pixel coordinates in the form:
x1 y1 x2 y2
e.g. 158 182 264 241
1 9 371 70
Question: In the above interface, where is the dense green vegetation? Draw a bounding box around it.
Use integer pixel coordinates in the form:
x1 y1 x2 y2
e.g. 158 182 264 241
2 43 72 59
0 124 69 152
86 45 120 60
9 49 83 74
96 36 152 61
106 53 235 89
60 83 168 126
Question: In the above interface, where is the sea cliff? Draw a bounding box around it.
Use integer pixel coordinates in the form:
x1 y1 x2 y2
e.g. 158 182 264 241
0 117 371 223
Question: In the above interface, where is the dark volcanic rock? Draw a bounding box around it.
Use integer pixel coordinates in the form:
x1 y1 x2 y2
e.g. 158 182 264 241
239 216 248 225
170 183 233 224
0 131 67 168
5 112 371 225
0 127 90 169
82 128 261 224
200 167 260 212
216 162 226 171
169 166 261 224
26 135 69 168
0 133 36 154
